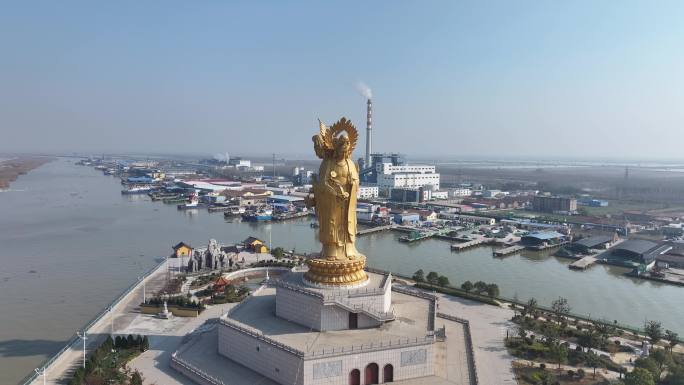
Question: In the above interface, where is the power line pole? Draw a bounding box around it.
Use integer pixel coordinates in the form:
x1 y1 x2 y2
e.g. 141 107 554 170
76 331 88 368
34 367 46 385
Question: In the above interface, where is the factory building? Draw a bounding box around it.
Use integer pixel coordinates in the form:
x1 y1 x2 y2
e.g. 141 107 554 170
607 240 671 265
450 188 472 197
357 185 379 199
377 163 440 196
532 195 578 213
389 187 426 203
361 152 406 183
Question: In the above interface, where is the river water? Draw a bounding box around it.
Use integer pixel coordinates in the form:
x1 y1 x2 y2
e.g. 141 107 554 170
1 158 682 384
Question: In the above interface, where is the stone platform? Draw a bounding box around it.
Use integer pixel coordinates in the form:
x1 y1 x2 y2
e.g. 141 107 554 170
217 271 438 385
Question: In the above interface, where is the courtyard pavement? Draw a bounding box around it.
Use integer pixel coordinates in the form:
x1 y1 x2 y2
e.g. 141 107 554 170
436 293 518 385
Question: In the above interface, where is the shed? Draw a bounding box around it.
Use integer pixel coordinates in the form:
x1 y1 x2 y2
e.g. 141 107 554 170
520 231 566 247
172 242 193 258
569 235 615 253
609 240 670 264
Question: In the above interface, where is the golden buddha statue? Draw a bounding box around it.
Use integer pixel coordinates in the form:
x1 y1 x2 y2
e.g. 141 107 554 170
304 118 368 287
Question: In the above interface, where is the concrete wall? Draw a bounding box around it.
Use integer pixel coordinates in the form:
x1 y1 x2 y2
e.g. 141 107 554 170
320 305 349 331
303 343 434 385
357 313 381 329
218 322 304 385
275 287 322 330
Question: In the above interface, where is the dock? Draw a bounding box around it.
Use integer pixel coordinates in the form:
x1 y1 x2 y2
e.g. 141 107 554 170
357 224 396 236
493 245 524 257
450 239 485 251
399 231 433 243
272 211 311 221
525 241 568 251
569 256 598 270
207 205 232 212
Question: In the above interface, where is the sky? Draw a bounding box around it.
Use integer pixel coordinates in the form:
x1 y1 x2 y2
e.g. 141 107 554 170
0 1 682 160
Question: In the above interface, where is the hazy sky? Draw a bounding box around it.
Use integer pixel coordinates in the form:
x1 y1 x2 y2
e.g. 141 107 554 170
1 1 682 159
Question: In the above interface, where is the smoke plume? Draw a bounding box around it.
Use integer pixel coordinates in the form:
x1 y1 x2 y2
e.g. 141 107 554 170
355 81 372 99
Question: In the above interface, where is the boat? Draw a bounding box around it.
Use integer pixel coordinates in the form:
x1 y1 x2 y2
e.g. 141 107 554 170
177 193 205 210
242 207 273 221
223 206 246 217
121 186 153 195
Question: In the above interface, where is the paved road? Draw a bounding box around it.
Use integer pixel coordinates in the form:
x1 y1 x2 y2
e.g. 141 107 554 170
29 261 171 385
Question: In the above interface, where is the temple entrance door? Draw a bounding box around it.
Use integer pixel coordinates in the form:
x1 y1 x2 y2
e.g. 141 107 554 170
383 364 394 382
349 369 360 385
349 312 358 329
365 363 379 384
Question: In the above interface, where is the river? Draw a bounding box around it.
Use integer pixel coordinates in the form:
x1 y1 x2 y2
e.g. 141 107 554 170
1 158 682 384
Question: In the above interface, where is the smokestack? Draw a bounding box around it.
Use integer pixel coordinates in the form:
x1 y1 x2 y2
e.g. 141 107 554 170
365 98 372 166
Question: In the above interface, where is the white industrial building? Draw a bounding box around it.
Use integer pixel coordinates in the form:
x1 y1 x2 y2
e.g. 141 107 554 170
357 185 379 199
376 163 440 196
450 188 472 197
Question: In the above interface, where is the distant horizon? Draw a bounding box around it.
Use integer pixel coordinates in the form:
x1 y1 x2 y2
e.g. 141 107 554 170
1 1 683 159
6 150 684 166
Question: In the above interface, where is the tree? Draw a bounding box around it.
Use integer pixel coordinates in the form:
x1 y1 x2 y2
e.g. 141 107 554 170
585 352 602 378
645 320 664 345
486 284 500 298
412 269 425 283
114 336 123 349
437 275 450 287
130 370 144 385
650 348 670 370
593 320 615 346
523 298 538 318
549 343 568 369
426 271 440 285
550 297 570 325
624 367 655 385
141 336 149 352
126 334 136 349
665 329 679 354
516 324 527 340
461 281 473 293
634 357 661 381
579 329 599 353
272 247 285 259
473 281 488 294
664 365 684 385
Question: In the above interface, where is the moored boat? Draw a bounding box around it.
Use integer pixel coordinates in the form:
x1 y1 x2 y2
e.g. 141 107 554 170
241 207 273 221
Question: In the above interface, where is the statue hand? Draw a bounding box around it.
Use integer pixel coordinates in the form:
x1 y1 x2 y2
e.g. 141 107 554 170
341 191 350 200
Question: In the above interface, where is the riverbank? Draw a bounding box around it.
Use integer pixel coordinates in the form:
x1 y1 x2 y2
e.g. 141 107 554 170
0 156 54 189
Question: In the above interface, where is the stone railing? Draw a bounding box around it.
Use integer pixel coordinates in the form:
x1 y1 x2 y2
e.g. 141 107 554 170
219 317 305 357
304 335 435 359
171 352 226 385
437 313 479 385
275 279 325 299
392 284 437 331
391 284 436 301
332 300 395 322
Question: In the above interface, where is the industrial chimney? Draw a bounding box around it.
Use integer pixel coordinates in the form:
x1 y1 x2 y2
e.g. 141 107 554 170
365 98 372 167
